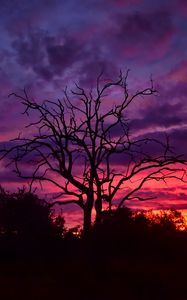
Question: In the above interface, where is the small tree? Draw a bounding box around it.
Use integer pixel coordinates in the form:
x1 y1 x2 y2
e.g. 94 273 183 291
0 187 65 239
1 71 186 236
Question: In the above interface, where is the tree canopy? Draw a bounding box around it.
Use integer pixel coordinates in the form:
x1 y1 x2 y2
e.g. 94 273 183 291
0 187 64 240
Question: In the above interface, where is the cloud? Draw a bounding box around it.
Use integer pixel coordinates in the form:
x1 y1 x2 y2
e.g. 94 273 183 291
0 170 27 184
130 102 186 133
111 10 175 60
46 37 83 76
9 6 176 85
0 0 60 36
126 189 187 211
167 61 187 83
132 126 187 159
176 0 187 16
11 27 118 86
169 127 187 156
12 30 52 80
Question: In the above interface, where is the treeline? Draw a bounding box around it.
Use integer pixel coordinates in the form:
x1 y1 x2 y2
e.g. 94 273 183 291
0 187 187 253
1 188 187 300
0 187 186 236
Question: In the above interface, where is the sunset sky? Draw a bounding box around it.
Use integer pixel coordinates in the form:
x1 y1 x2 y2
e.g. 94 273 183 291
0 0 187 226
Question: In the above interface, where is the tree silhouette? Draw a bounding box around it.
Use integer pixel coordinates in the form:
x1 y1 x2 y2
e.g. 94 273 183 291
0 187 65 240
1 71 186 236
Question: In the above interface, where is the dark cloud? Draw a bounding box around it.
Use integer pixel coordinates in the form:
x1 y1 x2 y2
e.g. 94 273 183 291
169 127 187 156
132 127 187 158
5 3 180 88
12 31 45 67
0 170 27 184
130 102 186 132
12 30 53 80
46 37 83 75
111 10 175 60
117 11 172 40
12 29 102 82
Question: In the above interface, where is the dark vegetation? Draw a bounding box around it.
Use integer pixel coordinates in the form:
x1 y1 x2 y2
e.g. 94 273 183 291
1 188 187 300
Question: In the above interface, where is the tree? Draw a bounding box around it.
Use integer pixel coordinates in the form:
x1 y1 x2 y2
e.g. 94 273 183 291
1 71 186 236
0 187 65 239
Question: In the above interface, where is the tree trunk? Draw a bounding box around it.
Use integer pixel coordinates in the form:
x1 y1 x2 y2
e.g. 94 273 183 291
83 205 92 238
95 198 102 227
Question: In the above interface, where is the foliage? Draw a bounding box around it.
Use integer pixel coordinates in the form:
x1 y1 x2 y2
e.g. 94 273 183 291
92 207 187 249
0 187 65 240
139 209 187 231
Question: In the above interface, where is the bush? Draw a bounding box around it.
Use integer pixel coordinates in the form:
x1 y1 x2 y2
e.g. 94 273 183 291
0 187 65 241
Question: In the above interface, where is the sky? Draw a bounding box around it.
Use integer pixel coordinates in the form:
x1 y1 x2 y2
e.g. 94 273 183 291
0 0 187 227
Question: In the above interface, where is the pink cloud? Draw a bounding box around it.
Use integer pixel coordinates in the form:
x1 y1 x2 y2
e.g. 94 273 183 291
168 61 187 83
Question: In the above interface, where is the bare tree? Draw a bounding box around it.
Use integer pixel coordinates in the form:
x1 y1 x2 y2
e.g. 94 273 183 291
1 71 186 236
